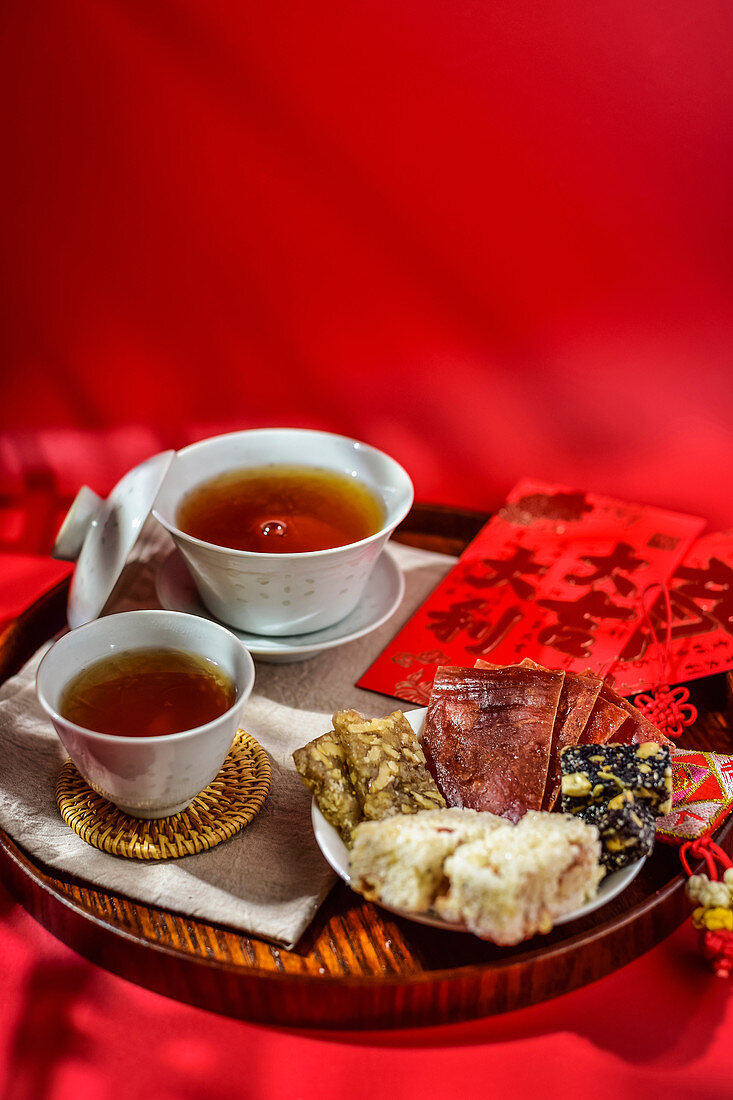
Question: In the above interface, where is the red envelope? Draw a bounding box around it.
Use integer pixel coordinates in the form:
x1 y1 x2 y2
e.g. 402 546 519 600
359 480 704 704
611 530 733 694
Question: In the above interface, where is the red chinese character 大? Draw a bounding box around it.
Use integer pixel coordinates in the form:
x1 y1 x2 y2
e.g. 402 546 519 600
564 541 648 598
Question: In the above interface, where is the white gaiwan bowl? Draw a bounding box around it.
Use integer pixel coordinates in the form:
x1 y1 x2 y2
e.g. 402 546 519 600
152 428 413 636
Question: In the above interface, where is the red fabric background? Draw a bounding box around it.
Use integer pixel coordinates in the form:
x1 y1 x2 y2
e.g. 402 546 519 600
2 1 733 526
2 870 733 1100
2 2 733 1096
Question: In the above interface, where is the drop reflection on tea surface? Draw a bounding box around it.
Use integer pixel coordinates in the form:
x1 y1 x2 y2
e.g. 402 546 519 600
59 648 237 737
175 465 386 553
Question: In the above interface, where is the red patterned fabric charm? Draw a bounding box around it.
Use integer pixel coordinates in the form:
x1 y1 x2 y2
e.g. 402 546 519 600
633 684 697 739
656 750 733 843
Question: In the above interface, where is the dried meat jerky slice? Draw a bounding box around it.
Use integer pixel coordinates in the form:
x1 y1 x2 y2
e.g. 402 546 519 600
577 692 627 745
293 730 363 845
474 659 599 810
542 670 602 810
574 797 656 872
333 709 446 821
597 681 674 748
423 664 563 823
560 741 673 816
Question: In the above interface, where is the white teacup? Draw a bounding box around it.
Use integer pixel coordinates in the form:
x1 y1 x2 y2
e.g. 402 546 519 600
152 428 414 635
36 610 255 819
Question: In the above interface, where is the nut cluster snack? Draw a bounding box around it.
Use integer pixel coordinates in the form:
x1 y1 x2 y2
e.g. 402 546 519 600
574 797 657 872
293 709 445 845
560 741 672 869
560 742 673 815
292 729 362 845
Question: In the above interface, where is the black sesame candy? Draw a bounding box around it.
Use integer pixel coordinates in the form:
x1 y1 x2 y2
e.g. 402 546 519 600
560 742 672 816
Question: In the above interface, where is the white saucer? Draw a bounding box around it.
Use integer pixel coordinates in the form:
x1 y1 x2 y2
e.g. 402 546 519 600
312 708 646 937
156 547 405 663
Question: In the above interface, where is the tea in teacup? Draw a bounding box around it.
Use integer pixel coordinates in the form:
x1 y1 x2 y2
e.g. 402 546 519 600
59 648 236 738
175 465 386 553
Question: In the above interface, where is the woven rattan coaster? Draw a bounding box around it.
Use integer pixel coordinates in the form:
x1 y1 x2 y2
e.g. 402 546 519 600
56 729 271 860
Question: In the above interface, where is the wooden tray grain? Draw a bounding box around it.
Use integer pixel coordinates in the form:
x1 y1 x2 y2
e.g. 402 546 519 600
1 504 731 1029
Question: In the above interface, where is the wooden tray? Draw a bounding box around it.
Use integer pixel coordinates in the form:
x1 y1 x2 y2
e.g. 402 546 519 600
1 504 731 1030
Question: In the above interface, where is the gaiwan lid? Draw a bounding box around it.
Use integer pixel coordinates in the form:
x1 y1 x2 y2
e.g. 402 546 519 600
52 450 175 628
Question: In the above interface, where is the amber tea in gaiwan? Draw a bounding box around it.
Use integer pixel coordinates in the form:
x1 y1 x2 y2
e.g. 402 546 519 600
175 464 386 553
59 648 236 738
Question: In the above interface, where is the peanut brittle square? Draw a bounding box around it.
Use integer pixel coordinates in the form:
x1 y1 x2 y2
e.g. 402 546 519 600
293 730 362 845
332 709 446 821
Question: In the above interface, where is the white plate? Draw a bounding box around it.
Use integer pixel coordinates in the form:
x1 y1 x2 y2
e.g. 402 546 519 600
313 708 646 936
156 547 405 663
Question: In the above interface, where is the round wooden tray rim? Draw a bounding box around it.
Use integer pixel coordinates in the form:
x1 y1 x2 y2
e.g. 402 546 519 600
1 821 713 989
1 502 730 1027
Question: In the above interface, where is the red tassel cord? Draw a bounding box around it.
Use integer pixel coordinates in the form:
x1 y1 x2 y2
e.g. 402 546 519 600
680 836 733 879
632 583 697 739
680 836 733 977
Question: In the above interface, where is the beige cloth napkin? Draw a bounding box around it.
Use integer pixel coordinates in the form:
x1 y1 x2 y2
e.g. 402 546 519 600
0 522 453 948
